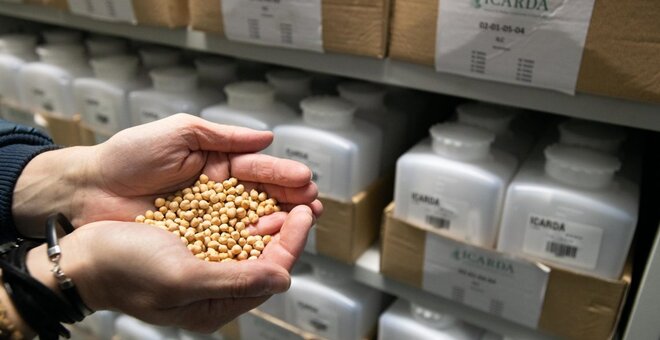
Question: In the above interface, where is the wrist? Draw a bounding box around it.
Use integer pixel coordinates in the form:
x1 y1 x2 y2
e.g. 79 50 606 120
12 146 97 237
25 232 101 313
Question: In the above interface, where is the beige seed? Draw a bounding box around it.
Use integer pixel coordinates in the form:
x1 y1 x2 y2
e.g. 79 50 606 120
199 174 209 184
227 238 237 248
230 177 238 186
235 222 245 231
191 245 202 255
195 253 206 259
248 256 258 260
243 244 253 252
218 244 228 253
207 241 220 250
237 251 248 261
249 214 259 224
256 206 265 216
199 200 209 210
238 238 247 247
158 206 168 214
240 229 251 238
258 192 268 202
231 231 240 240
231 245 242 255
211 233 220 241
250 249 261 257
181 237 189 245
145 210 154 220
155 197 166 208
247 236 256 245
191 200 199 209
254 240 265 251
135 215 145 223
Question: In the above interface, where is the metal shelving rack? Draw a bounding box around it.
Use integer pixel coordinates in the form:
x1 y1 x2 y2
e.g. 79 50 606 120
1 3 658 339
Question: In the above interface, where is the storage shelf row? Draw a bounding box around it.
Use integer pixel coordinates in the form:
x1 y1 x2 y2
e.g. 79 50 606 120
1 3 660 133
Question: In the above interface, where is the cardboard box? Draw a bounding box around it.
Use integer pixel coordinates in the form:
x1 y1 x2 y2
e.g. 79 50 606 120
310 175 393 264
380 204 630 340
389 0 660 104
65 0 189 28
189 0 390 58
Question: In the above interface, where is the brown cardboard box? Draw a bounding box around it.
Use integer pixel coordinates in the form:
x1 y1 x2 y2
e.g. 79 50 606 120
380 204 630 340
25 0 69 10
389 0 660 104
189 0 390 58
312 175 393 264
131 0 189 28
63 0 189 28
41 113 87 146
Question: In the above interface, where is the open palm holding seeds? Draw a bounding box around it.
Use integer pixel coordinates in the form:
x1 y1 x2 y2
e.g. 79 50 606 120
135 174 280 262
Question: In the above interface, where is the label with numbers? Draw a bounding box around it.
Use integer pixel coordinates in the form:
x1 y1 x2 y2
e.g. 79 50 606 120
406 190 469 237
422 232 549 327
282 146 331 193
81 94 118 133
221 0 323 52
434 0 596 93
523 214 603 270
67 0 136 22
291 299 339 339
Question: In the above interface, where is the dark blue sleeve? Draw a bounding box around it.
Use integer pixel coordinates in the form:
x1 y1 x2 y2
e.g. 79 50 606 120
0 119 59 244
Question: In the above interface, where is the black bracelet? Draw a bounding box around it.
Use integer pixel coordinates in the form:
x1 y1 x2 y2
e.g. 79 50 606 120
0 241 71 339
46 213 94 317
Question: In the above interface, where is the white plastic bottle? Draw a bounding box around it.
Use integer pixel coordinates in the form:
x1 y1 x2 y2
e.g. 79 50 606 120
497 144 639 279
378 299 484 340
0 33 38 126
558 118 627 155
201 81 296 154
338 81 408 174
129 66 220 125
266 69 312 111
42 29 83 44
272 96 382 202
85 36 127 57
74 54 147 141
19 44 92 118
457 102 534 160
258 261 313 321
194 56 238 89
138 46 181 70
285 264 385 340
114 315 179 340
394 123 518 247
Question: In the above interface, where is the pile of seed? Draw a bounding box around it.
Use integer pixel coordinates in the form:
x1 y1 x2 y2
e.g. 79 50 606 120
135 174 279 262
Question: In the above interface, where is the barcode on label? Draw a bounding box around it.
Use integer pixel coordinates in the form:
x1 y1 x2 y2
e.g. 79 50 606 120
545 242 578 258
426 215 450 229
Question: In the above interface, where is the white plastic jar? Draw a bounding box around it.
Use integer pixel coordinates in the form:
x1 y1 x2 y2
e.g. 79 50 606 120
497 144 639 279
0 33 38 126
194 55 238 89
285 264 385 340
378 299 484 340
74 54 147 140
558 119 627 155
138 46 181 70
129 66 220 125
266 69 312 111
19 43 92 118
272 96 382 202
42 29 83 44
85 36 128 58
394 123 518 247
457 102 534 160
338 81 408 174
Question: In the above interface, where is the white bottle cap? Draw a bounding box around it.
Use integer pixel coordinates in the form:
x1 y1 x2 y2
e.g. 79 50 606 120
91 55 139 82
194 56 238 86
301 96 356 129
42 29 83 44
138 46 181 70
36 44 87 65
150 67 198 93
224 81 275 111
457 102 516 135
429 123 495 161
410 303 458 329
0 33 37 55
558 119 627 154
337 81 387 110
544 144 621 189
85 36 127 57
266 69 312 96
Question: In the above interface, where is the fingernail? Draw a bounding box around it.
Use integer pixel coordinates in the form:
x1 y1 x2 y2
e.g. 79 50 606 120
269 272 291 294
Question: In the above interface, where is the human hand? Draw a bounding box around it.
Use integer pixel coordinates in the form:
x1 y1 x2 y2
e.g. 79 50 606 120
12 114 322 237
26 204 315 333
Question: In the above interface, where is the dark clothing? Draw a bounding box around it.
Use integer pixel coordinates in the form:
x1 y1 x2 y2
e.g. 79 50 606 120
0 119 57 244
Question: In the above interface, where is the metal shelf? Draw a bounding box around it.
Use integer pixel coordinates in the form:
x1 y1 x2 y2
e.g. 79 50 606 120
301 246 556 340
2 3 660 132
